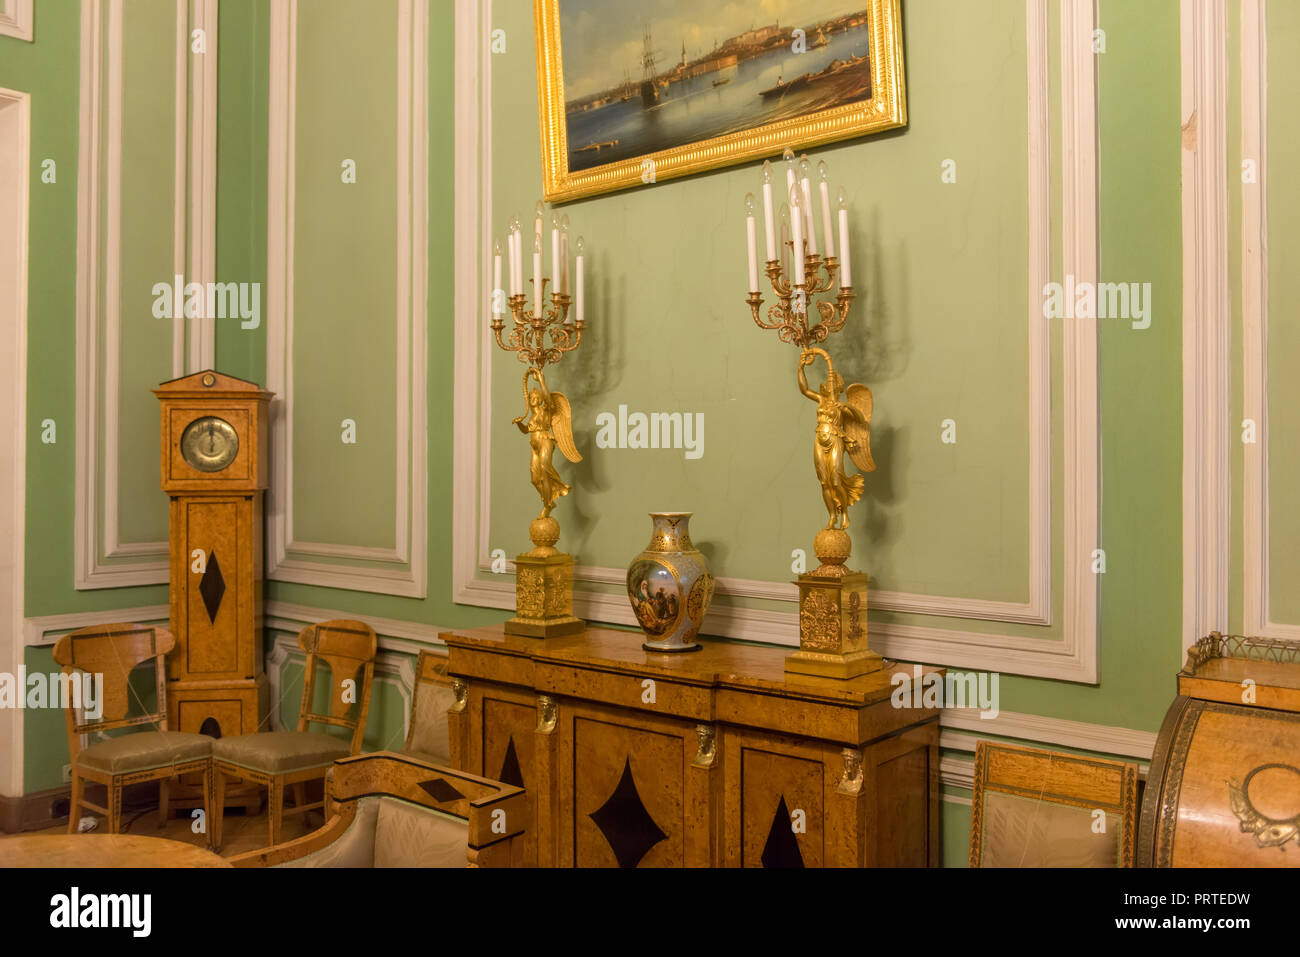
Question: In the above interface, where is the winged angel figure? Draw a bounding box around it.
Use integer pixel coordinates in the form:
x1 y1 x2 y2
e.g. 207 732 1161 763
513 367 581 517
798 348 875 530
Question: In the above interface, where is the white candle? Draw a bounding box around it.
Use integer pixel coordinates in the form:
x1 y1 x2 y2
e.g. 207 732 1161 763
779 203 790 280
551 214 560 299
559 214 570 294
575 235 585 322
744 193 759 293
761 161 776 261
783 146 796 199
532 235 543 317
798 156 816 257
800 177 817 256
818 161 834 259
837 188 851 288
790 191 806 288
514 230 522 295
492 239 503 316
506 218 518 296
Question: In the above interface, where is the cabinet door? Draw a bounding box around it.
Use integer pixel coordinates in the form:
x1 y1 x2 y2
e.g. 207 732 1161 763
558 702 711 868
724 730 831 867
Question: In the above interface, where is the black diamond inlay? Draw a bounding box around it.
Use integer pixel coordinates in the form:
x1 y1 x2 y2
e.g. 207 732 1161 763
498 737 524 788
198 551 226 625
761 795 805 868
589 757 667 868
418 777 465 804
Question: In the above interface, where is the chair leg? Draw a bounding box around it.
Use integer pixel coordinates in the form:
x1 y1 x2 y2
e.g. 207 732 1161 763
158 778 170 828
201 764 214 851
107 780 123 835
213 768 226 850
67 772 82 834
293 782 308 823
268 778 284 847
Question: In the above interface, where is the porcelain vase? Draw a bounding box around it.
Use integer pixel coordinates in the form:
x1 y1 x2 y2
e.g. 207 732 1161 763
626 512 713 652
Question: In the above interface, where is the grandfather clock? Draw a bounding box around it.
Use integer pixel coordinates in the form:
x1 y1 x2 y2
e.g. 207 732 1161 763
155 371 273 746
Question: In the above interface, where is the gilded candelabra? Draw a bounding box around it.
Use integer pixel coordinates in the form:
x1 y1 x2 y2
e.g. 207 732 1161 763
743 151 883 679
491 209 587 638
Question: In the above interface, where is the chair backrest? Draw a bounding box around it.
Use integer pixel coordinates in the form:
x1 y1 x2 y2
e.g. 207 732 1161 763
969 740 1139 868
403 649 455 764
50 623 175 760
296 619 377 752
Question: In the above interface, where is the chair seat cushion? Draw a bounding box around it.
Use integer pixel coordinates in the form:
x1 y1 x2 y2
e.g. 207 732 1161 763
76 730 213 774
374 797 468 868
212 730 351 773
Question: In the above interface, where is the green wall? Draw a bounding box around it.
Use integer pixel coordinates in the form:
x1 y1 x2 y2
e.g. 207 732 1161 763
0 0 1226 869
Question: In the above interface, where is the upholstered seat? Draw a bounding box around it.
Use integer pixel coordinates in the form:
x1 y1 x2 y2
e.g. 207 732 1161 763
77 730 213 774
278 797 472 868
212 619 378 850
212 730 350 774
228 752 527 868
52 623 213 843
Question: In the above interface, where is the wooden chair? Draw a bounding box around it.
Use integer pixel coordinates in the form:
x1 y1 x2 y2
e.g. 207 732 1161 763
227 751 527 868
401 649 457 766
968 740 1139 867
211 619 377 849
51 623 213 842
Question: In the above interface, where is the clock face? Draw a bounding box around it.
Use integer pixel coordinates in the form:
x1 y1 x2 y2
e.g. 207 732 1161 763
180 416 239 472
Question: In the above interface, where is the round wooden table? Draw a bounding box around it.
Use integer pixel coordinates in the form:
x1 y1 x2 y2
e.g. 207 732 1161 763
0 834 232 867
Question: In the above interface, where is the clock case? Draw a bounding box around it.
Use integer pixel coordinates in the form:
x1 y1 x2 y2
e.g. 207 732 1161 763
155 371 273 781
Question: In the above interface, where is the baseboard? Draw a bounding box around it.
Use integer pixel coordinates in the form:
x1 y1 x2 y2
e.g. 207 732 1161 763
0 785 71 833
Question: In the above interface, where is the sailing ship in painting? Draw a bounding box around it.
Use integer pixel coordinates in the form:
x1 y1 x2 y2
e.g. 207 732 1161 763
562 5 874 173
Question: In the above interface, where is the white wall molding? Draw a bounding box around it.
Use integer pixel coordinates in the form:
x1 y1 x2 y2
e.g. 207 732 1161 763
940 710 1156 762
939 756 975 792
1239 1 1295 641
74 0 219 589
265 0 428 598
0 0 33 41
452 0 1099 681
1181 0 1231 656
187 0 218 372
23 604 170 648
0 86 31 795
264 599 451 654
452 0 1102 686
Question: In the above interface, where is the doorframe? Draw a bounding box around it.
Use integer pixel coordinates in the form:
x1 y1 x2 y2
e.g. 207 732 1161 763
0 85 30 798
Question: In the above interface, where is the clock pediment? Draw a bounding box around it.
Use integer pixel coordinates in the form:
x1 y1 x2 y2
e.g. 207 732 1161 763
153 369 274 400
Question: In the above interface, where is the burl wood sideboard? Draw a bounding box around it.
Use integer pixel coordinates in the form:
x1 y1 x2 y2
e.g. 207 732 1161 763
442 624 943 867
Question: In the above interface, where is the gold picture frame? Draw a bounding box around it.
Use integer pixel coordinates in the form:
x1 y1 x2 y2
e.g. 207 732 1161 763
534 0 907 203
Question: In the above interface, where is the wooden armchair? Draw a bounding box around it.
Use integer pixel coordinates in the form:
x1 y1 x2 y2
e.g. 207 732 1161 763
968 741 1139 867
227 752 526 867
401 649 457 766
212 619 377 849
51 623 213 841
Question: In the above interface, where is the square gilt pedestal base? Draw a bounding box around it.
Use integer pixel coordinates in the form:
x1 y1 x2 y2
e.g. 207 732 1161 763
785 570 883 679
504 552 586 638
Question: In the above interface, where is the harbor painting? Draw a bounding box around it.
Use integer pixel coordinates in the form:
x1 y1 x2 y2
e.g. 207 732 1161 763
535 0 906 201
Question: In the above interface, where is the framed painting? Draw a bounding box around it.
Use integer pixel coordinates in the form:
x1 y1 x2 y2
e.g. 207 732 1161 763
534 0 907 202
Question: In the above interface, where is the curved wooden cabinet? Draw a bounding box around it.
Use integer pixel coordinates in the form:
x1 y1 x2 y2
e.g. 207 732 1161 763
1139 634 1300 867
